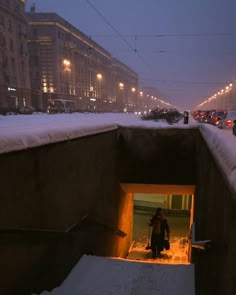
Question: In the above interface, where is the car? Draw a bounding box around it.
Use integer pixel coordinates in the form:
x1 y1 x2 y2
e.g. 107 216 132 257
233 120 236 136
18 106 34 114
199 110 211 123
218 111 236 129
205 109 216 123
209 110 227 126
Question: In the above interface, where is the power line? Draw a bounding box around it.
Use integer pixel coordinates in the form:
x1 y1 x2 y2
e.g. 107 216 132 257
85 0 135 52
90 33 236 38
85 0 153 70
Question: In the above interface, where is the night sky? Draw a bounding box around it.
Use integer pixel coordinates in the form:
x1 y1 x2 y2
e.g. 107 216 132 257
25 0 236 110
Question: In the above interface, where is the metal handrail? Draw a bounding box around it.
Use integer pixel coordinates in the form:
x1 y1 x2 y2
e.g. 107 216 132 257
73 214 127 237
189 223 211 250
0 214 127 238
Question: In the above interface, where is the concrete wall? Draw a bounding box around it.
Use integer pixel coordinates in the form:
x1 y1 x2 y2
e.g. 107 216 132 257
194 131 236 295
1 126 236 295
0 130 133 295
118 126 236 295
118 127 197 185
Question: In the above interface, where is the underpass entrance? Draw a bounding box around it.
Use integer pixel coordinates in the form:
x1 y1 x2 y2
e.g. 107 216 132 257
120 184 195 264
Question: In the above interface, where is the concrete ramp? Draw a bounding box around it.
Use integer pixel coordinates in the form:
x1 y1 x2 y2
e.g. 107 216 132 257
35 255 195 295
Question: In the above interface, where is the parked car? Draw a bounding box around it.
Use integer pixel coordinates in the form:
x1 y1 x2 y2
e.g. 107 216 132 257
218 111 236 129
233 120 236 136
18 106 34 115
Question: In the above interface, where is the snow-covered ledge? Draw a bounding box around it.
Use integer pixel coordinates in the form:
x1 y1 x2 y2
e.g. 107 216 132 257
199 124 236 194
1 113 236 193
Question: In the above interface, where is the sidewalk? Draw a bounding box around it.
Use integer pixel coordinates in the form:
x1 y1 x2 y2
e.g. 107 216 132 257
127 236 189 265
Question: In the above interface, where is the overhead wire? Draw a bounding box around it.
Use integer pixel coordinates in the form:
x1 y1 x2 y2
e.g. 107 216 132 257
90 33 236 38
85 0 153 70
84 0 233 106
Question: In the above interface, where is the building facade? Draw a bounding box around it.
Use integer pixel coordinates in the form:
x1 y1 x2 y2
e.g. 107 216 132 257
111 58 138 113
0 0 31 114
27 11 138 113
134 193 192 213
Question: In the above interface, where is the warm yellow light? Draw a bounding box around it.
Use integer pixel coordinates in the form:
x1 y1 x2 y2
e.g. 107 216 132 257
63 59 71 72
63 59 70 66
119 82 124 89
97 73 102 80
131 87 136 92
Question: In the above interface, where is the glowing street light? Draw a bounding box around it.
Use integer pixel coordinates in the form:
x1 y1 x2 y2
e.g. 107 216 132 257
63 59 71 71
96 73 103 111
119 82 124 90
96 73 103 80
118 82 124 111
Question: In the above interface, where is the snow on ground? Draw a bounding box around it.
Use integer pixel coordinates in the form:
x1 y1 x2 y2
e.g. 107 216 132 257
0 112 196 154
32 255 195 295
1 112 236 193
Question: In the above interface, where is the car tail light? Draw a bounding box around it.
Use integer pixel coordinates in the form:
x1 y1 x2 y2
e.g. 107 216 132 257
215 117 220 122
226 119 233 127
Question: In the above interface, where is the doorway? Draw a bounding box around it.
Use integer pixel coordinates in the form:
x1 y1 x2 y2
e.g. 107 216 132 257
120 183 195 264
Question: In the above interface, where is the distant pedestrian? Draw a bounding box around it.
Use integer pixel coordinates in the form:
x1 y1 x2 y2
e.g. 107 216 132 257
148 207 170 258
184 110 189 124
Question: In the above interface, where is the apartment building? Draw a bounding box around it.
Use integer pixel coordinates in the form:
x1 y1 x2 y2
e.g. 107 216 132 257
0 0 31 114
27 10 138 112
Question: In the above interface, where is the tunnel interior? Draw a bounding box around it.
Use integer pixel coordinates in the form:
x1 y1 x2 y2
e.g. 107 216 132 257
117 127 197 263
120 183 194 264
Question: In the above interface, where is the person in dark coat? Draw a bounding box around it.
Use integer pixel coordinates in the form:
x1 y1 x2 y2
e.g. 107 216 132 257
148 207 170 258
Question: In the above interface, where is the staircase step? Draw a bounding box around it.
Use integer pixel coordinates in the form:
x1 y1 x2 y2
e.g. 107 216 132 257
35 255 195 295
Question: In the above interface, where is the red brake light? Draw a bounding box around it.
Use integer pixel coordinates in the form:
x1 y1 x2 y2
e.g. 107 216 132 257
226 119 232 126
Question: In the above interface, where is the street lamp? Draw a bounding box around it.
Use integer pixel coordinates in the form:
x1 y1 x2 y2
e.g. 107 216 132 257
63 59 71 72
96 73 103 111
131 87 136 112
63 59 71 98
119 82 124 112
119 82 124 90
